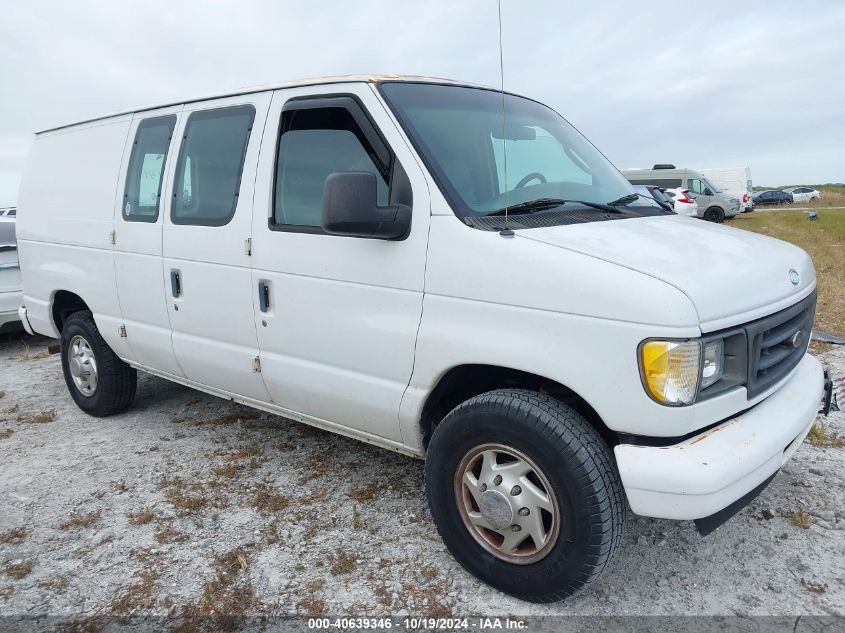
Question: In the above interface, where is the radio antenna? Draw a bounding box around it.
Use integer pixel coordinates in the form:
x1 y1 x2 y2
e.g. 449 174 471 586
497 0 513 237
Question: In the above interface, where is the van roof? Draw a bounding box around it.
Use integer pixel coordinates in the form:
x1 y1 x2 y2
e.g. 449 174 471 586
622 168 687 172
37 74 491 135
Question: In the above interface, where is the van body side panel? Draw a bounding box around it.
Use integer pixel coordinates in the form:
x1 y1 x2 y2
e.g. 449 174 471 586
401 213 709 446
17 118 132 356
249 84 430 443
162 93 273 402
113 107 185 376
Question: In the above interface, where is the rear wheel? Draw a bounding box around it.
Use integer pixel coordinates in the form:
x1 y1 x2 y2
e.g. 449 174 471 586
60 310 137 416
703 206 725 223
425 389 626 602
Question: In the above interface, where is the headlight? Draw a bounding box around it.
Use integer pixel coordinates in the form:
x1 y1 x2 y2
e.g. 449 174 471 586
639 339 701 405
701 340 724 389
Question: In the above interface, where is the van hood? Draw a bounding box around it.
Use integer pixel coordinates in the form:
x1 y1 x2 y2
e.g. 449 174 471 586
517 215 815 331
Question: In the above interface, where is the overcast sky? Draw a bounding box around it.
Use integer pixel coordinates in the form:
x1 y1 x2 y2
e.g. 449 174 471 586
1 0 843 205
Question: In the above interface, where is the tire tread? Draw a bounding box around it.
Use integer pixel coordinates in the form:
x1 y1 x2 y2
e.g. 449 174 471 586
61 310 136 417
427 388 627 602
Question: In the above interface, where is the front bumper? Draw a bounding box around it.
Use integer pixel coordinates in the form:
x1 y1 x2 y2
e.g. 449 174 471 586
614 353 823 521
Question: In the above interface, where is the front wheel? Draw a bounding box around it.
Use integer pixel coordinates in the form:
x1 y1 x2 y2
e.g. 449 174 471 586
425 389 626 602
60 310 137 416
703 206 725 223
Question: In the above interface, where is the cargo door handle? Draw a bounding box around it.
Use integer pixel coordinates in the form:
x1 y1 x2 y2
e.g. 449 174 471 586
170 270 182 298
258 281 270 312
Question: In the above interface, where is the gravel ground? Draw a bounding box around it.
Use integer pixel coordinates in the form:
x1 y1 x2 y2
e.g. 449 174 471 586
1 331 844 625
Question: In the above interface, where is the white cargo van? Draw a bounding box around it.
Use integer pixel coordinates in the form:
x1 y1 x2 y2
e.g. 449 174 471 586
16 76 831 602
623 166 741 222
699 167 753 212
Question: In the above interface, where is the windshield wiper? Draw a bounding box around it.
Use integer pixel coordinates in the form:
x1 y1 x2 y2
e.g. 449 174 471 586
484 198 567 216
608 192 674 214
607 193 641 206
485 198 628 217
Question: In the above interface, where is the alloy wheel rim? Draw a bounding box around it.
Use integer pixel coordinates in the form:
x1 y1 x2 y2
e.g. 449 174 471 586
454 443 560 565
67 335 98 396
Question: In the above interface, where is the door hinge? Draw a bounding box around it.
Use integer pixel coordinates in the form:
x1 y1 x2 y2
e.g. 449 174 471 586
251 356 261 373
108 230 116 245
244 238 252 256
118 324 127 338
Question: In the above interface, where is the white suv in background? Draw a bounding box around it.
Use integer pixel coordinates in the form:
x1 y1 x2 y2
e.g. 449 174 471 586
664 188 699 217
0 217 22 331
784 187 821 203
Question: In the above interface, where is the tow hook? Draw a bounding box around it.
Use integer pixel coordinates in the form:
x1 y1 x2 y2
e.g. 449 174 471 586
820 369 834 416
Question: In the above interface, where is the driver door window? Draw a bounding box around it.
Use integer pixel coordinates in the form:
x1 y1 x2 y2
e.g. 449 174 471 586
273 106 390 230
689 179 708 195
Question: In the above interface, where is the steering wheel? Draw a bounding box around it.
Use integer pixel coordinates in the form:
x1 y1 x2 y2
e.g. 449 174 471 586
514 172 547 189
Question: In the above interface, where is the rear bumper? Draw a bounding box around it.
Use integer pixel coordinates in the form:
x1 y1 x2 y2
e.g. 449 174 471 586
0 289 22 328
615 353 823 520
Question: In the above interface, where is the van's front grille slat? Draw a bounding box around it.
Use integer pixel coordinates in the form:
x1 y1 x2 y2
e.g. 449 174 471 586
744 291 816 399
760 311 807 348
757 345 793 372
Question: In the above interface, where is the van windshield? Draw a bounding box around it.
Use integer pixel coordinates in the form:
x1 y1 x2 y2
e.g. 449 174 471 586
380 82 645 222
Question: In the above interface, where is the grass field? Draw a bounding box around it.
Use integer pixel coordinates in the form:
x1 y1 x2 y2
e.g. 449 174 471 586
728 208 845 336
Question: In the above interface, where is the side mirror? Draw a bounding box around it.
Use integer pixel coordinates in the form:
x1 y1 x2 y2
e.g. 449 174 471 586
321 172 411 240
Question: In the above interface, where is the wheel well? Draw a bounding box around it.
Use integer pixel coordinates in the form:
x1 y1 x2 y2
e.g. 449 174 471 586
420 364 617 449
51 291 90 334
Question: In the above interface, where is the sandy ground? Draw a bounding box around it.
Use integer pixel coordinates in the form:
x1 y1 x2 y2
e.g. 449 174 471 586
1 331 844 626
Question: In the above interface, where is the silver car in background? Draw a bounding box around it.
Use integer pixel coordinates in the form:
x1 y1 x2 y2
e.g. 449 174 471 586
0 217 22 331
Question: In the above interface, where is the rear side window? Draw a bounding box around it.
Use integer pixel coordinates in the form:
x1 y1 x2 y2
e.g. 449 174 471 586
273 102 390 230
172 105 255 227
123 116 176 222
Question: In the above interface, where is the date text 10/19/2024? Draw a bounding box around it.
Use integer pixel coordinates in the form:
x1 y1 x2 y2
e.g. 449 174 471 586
307 617 528 630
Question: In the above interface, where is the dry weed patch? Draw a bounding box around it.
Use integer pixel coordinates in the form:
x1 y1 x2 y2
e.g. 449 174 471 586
59 511 101 530
17 409 57 424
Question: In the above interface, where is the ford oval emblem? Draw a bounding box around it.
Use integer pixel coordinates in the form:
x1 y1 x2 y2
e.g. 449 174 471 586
789 269 800 286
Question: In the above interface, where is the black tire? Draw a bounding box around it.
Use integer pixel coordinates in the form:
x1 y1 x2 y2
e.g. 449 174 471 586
425 389 626 602
703 206 725 223
60 310 137 417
